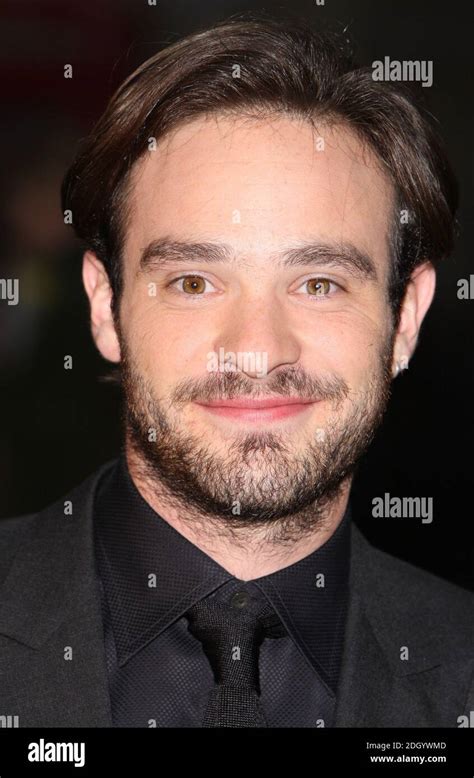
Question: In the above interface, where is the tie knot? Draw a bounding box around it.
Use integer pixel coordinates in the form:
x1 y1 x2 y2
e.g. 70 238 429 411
186 596 280 690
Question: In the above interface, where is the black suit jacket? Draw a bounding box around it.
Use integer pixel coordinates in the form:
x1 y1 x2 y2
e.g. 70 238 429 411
0 459 473 727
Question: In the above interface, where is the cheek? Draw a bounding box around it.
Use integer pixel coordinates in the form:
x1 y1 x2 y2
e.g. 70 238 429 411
298 307 391 382
125 297 218 383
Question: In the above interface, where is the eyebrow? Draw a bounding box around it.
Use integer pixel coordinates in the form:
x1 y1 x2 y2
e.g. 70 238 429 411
139 237 378 281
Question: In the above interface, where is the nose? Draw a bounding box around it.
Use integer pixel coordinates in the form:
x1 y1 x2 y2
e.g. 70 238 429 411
211 290 301 378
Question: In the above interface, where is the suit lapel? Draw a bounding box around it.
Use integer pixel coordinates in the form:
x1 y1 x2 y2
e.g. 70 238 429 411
0 462 116 727
333 584 417 727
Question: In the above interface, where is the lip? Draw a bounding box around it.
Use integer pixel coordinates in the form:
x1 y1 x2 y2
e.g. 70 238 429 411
195 397 317 422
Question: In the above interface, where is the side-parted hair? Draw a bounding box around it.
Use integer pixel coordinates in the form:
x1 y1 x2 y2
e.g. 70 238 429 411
62 15 458 325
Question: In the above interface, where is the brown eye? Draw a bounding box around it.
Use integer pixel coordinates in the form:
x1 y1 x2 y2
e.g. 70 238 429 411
182 276 206 294
306 278 331 296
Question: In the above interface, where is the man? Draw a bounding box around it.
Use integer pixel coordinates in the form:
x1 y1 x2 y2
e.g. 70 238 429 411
1 17 472 728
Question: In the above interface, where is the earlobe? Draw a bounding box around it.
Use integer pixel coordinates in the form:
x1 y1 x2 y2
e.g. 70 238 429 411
82 251 121 363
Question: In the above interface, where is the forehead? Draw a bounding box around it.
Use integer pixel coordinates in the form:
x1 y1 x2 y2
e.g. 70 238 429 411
125 114 395 272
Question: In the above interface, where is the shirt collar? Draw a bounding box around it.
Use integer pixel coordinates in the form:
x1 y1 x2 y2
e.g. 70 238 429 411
94 454 351 690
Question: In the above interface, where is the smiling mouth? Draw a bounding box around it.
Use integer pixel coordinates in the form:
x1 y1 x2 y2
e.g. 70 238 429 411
194 396 318 422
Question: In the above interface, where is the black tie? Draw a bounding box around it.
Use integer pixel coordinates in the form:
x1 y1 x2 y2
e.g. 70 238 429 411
186 596 282 727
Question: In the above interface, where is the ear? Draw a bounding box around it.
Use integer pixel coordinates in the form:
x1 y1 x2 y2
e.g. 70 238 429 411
82 251 121 363
391 261 436 376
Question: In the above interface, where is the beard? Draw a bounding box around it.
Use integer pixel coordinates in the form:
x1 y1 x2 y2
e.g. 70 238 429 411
119 335 395 537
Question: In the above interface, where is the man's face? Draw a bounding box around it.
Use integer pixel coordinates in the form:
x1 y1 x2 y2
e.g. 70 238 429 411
113 115 396 524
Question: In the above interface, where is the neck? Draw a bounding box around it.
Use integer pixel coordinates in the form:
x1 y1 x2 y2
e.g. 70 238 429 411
124 444 352 581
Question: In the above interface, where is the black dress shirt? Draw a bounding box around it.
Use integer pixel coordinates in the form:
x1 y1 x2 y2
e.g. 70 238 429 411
93 453 351 727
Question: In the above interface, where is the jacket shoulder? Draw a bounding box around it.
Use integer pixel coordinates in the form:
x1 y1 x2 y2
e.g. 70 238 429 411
0 460 117 584
0 513 36 584
352 523 474 652
367 535 473 606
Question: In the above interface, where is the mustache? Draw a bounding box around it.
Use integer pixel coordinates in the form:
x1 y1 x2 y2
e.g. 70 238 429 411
171 366 349 405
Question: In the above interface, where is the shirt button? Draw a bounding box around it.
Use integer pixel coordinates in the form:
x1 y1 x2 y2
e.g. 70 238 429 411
230 590 250 609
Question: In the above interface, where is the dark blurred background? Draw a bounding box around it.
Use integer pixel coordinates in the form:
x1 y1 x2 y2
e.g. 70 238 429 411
0 0 472 590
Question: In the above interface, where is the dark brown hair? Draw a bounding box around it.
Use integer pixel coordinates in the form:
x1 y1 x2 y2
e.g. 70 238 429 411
62 14 458 324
